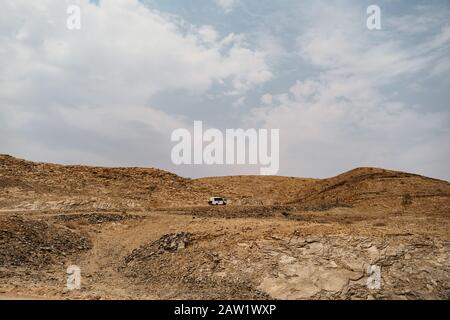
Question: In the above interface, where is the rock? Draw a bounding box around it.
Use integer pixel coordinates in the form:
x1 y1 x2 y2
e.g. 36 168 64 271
0 215 91 269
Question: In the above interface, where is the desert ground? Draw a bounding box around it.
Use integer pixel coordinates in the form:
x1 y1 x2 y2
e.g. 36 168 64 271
0 154 449 299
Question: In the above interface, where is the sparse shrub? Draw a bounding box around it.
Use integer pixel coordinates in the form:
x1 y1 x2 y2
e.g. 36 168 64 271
402 193 412 206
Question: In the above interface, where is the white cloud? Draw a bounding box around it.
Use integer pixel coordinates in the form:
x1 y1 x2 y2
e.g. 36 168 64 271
0 0 272 166
297 18 449 85
249 76 449 179
214 0 237 14
248 2 450 179
261 94 273 105
0 0 272 105
387 4 450 35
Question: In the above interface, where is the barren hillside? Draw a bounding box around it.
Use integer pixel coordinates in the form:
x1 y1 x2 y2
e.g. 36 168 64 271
0 155 314 210
1 155 448 212
0 155 449 300
289 167 450 212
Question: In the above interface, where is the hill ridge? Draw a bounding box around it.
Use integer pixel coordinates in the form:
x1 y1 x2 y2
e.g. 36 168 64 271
1 154 449 211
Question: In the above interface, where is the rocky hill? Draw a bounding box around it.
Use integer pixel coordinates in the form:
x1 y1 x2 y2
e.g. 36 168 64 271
289 167 450 212
0 155 449 300
1 155 448 213
0 154 197 210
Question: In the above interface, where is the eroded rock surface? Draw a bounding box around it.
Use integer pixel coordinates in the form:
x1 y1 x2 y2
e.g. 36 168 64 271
248 235 449 299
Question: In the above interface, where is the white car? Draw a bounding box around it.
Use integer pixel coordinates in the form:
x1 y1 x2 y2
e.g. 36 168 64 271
208 197 227 205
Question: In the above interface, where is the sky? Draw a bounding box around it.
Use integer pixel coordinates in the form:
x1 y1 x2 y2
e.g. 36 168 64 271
0 0 449 180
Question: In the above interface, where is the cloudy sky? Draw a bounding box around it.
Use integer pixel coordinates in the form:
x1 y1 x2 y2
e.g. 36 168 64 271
1 0 449 179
